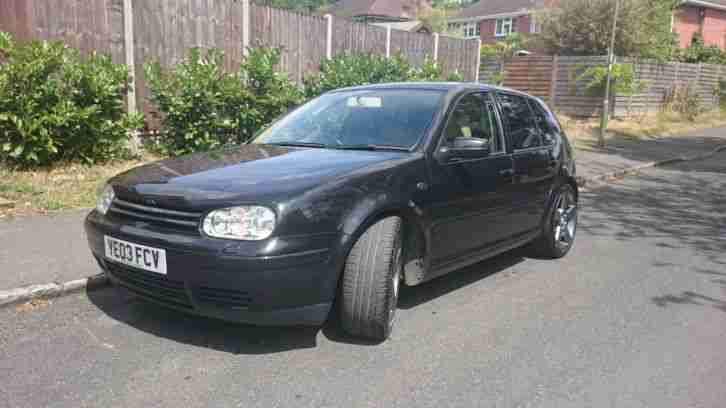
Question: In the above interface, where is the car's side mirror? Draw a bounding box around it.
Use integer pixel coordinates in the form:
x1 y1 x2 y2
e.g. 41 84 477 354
439 137 491 162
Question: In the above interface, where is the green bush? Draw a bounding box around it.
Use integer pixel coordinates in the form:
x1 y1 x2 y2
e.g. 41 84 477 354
303 53 462 97
0 33 142 167
577 63 647 97
145 47 302 155
675 33 726 64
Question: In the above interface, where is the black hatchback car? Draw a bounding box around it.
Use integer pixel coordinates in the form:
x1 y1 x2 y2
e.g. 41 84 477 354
85 83 578 341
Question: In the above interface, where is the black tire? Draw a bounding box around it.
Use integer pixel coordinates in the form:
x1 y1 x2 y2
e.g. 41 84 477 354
529 183 578 259
340 216 403 341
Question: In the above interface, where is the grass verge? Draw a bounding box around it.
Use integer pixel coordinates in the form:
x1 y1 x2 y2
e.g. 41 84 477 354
560 110 726 150
0 155 158 218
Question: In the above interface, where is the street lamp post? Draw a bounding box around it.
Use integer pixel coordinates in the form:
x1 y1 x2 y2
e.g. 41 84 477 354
599 0 620 148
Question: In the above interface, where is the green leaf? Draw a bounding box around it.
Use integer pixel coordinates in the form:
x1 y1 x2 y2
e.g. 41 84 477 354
9 145 23 158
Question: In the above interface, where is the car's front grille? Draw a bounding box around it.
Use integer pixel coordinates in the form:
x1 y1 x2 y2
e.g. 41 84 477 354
106 261 193 309
195 286 253 310
108 199 201 231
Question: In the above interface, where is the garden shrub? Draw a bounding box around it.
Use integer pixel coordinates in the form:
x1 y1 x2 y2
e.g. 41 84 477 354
303 53 462 97
577 63 646 97
145 47 302 155
0 32 142 167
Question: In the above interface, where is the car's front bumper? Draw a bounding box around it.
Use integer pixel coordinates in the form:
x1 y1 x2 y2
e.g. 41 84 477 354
84 210 339 326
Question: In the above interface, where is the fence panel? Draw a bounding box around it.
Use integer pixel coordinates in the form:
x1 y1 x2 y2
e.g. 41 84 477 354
0 0 125 63
478 59 503 84
502 56 553 100
551 56 607 117
437 36 479 81
250 4 328 84
389 29 433 67
1 0 482 125
131 0 246 123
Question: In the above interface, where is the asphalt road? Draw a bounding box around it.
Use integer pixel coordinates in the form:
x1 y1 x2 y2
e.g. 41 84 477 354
1 153 725 408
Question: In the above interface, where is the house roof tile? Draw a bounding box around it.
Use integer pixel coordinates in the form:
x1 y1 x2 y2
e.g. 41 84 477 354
456 0 545 19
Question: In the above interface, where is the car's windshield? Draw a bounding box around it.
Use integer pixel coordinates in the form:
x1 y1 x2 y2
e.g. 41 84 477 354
252 89 445 150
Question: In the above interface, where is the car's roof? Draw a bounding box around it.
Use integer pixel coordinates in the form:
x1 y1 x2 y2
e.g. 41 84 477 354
329 82 533 98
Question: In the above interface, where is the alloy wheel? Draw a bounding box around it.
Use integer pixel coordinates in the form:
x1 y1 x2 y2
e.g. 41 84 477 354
553 189 577 250
388 244 403 330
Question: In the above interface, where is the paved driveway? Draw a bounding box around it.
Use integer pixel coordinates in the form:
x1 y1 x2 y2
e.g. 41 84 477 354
1 153 725 408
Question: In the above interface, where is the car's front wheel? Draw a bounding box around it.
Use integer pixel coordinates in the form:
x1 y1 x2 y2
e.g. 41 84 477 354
340 216 403 341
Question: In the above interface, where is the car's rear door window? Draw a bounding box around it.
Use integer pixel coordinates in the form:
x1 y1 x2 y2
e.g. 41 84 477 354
497 93 542 150
528 99 558 146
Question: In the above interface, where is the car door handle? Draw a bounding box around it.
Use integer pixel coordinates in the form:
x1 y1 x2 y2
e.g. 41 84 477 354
499 168 514 176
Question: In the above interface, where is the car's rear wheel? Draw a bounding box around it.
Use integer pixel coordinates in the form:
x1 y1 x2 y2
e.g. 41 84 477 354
340 216 403 341
530 184 578 259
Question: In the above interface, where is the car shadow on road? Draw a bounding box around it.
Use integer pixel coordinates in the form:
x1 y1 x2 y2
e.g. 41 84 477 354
86 248 531 353
86 286 321 355
397 249 527 310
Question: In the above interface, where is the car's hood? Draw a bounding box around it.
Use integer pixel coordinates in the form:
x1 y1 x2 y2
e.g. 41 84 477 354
111 144 409 206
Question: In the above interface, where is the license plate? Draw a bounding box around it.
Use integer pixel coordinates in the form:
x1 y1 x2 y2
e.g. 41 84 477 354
104 236 167 275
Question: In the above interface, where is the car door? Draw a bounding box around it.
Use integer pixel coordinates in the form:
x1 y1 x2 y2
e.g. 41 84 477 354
496 92 558 235
425 92 516 267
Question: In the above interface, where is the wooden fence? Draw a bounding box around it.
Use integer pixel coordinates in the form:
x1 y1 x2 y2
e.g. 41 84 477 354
1 0 481 126
481 55 726 117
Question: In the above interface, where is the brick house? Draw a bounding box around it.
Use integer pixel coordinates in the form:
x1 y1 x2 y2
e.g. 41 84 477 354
673 0 726 49
451 0 726 50
330 0 432 23
447 0 550 43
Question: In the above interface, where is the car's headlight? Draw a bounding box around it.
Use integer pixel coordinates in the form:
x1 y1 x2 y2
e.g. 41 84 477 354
96 184 115 215
202 206 276 241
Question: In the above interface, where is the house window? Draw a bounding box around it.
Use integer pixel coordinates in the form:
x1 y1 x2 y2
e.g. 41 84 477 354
462 22 480 38
529 16 540 33
495 18 514 37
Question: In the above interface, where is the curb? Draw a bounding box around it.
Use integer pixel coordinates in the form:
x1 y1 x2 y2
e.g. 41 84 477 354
0 274 108 308
576 144 726 188
1 144 725 310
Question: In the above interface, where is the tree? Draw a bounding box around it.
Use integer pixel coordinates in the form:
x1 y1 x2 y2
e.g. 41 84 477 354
417 7 459 34
431 0 479 9
480 33 528 60
536 0 678 61
253 0 332 13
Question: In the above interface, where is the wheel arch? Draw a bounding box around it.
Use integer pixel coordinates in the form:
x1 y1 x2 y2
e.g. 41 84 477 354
334 202 428 292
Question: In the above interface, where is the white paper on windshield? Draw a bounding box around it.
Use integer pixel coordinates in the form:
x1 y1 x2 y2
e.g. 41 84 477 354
347 96 382 108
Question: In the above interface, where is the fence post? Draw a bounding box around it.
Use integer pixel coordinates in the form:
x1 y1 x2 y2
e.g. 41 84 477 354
433 33 439 62
386 25 392 58
324 14 333 60
122 0 139 152
674 62 680 83
549 55 559 108
242 0 250 57
475 39 482 82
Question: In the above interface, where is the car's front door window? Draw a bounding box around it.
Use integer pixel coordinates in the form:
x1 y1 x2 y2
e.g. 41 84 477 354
442 93 503 154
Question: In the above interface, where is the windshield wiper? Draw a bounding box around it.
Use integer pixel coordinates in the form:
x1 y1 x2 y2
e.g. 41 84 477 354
265 142 328 148
335 144 411 152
